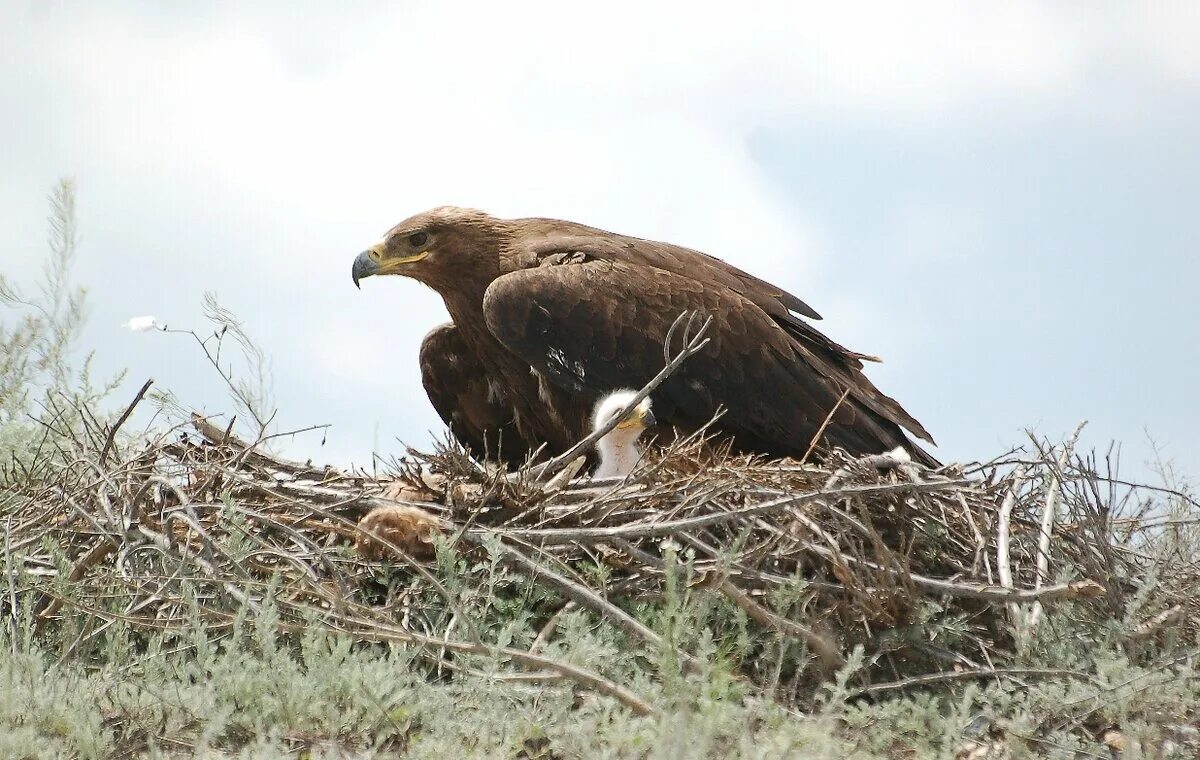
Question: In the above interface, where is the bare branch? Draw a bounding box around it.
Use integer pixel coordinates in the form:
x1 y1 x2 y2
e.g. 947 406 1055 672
1028 420 1087 633
532 311 712 483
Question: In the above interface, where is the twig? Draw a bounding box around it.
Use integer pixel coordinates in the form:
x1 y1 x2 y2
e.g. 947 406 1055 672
532 311 712 483
845 667 1100 698
1028 421 1087 634
190 413 343 479
529 601 577 655
317 618 661 716
46 594 660 718
494 480 963 544
957 492 987 579
907 578 1105 604
99 378 154 466
33 538 119 627
4 518 16 652
1124 605 1184 641
1056 646 1200 711
466 533 702 673
996 465 1028 622
710 575 845 671
803 543 1106 603
799 385 851 465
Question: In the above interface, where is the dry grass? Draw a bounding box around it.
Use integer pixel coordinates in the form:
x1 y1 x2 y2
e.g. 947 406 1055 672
4 369 1199 754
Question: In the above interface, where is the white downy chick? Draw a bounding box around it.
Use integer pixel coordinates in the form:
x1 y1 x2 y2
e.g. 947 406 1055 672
591 390 656 479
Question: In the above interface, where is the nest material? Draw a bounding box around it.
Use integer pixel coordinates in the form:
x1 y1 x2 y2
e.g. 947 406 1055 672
4 406 1198 720
355 503 443 561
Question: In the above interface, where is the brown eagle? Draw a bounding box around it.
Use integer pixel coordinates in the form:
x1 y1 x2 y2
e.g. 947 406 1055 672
351 207 937 467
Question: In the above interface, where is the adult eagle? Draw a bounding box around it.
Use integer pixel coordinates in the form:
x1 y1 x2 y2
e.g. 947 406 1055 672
351 207 937 467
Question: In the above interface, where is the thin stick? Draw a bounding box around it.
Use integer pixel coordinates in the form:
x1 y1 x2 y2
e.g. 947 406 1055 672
466 533 701 673
796 539 1105 603
1028 420 1087 633
799 385 851 465
33 539 118 626
1124 605 1183 641
328 619 662 716
996 465 1028 622
4 518 16 653
711 576 845 671
529 601 577 655
493 480 963 544
844 667 1099 698
99 378 154 466
532 311 712 483
44 596 659 718
957 492 987 579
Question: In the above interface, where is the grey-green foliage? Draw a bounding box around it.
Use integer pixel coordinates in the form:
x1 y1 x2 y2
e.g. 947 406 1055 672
4 570 1198 759
0 585 850 759
4 481 1199 758
0 179 123 471
3 182 1199 758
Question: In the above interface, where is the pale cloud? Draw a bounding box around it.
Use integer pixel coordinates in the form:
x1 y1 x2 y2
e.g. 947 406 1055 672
1 2 1197 470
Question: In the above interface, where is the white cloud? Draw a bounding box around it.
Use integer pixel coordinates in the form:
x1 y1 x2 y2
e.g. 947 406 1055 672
1 1 1197 466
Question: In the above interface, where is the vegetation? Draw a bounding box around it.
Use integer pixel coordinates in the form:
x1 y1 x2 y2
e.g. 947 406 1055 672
2 184 1197 758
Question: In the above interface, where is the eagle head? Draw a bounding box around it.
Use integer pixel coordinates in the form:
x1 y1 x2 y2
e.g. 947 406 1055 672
352 206 502 291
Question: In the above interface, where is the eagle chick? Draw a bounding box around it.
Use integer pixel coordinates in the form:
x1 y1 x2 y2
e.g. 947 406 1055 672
591 390 655 479
355 505 443 561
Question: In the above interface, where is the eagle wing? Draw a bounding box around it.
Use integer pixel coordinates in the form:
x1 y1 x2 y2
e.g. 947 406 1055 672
482 257 936 464
418 323 536 467
516 223 911 371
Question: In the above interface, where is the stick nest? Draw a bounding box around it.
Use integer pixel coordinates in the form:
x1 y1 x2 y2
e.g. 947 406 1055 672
4 409 1197 715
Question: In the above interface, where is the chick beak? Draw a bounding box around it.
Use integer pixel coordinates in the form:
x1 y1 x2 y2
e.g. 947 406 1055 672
641 407 657 428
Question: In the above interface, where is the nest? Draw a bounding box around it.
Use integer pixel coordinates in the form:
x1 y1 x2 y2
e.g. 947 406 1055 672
5 393 1197 719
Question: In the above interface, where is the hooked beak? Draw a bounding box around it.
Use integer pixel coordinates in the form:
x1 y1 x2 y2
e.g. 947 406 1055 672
617 405 656 429
352 245 432 289
351 250 379 289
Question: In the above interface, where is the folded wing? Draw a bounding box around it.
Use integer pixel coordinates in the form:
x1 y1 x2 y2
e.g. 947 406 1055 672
482 257 936 465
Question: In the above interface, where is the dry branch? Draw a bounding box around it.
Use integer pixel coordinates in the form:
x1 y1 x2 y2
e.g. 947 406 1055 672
5 386 1194 716
531 310 712 483
1028 421 1087 633
710 575 845 671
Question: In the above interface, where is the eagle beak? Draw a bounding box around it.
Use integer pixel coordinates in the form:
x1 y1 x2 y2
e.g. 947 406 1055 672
352 250 379 289
642 408 657 427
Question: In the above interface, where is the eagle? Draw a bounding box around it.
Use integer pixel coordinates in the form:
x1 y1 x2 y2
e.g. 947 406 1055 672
351 207 937 467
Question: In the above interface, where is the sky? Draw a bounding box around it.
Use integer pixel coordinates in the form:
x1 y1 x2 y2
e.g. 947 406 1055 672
1 1 1197 483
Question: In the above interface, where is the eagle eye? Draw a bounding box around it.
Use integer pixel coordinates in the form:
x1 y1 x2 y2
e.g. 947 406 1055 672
407 231 429 249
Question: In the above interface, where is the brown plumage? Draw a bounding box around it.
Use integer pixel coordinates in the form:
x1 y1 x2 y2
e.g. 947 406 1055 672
356 505 444 561
351 207 938 467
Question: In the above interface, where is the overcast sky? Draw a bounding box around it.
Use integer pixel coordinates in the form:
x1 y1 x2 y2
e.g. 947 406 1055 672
2 2 1197 483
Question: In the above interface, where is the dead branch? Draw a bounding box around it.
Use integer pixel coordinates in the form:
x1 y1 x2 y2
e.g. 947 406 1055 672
1028 421 1087 634
845 667 1101 699
532 311 712 483
710 575 845 671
